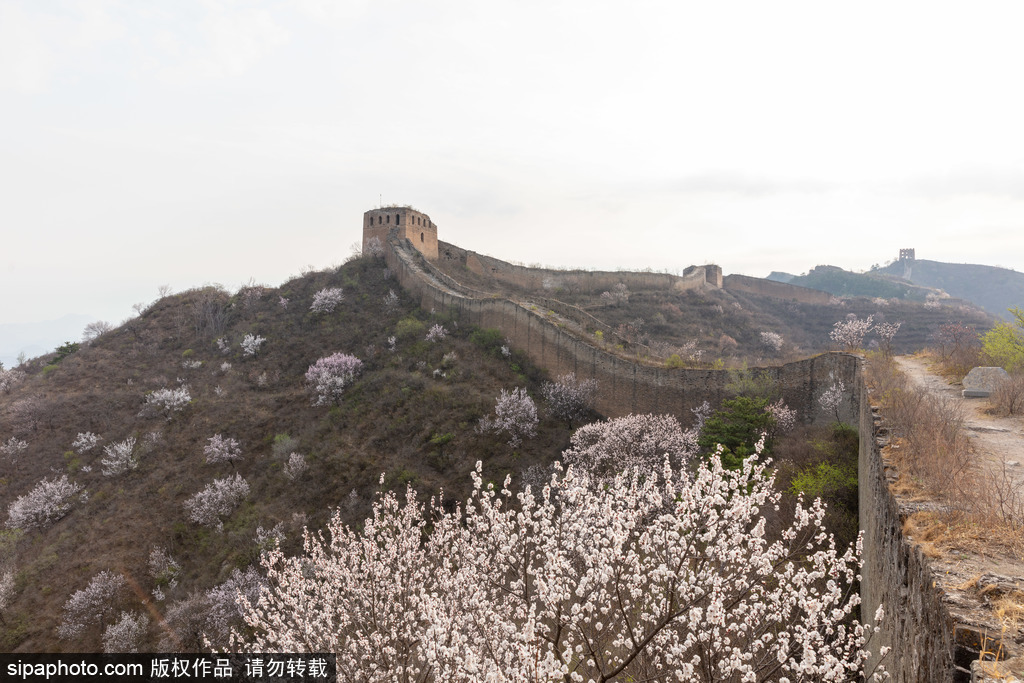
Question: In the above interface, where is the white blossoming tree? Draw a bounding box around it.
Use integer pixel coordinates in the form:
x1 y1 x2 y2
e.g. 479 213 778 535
57 570 126 641
830 315 874 352
539 372 598 427
478 387 537 448
142 386 191 418
561 412 697 476
819 380 846 424
310 287 345 314
305 352 364 406
183 474 250 531
234 449 886 681
204 434 243 468
100 437 139 476
6 475 83 530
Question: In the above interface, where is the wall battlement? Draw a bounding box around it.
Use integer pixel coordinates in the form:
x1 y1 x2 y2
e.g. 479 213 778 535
364 206 438 261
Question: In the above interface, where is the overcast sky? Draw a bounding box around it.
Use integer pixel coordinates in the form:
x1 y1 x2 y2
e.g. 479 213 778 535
3 0 1024 364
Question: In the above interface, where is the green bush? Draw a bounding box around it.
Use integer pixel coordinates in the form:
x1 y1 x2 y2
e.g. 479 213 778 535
52 341 80 364
699 396 775 469
983 307 1024 371
470 327 504 356
395 316 426 341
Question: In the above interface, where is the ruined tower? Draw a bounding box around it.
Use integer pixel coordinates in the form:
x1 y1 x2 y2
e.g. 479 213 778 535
363 207 438 261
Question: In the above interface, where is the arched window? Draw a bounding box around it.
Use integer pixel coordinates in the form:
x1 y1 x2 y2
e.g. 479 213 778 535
378 216 382 225
386 215 390 224
420 232 424 242
395 213 400 224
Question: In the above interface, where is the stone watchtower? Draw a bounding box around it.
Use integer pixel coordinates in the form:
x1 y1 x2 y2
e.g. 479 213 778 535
363 206 438 261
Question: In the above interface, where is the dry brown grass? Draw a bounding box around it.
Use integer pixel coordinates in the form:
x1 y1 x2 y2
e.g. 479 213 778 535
868 353 1024 555
989 374 1024 417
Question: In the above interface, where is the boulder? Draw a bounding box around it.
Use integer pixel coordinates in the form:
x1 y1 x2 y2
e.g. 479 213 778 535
962 366 1010 398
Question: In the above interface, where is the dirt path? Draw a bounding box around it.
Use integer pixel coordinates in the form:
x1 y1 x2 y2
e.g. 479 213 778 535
893 356 1024 676
895 355 1024 488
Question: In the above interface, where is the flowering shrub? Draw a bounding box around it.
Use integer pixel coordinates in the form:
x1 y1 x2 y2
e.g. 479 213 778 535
235 452 885 680
100 437 139 476
425 323 447 342
283 452 307 480
184 474 250 530
142 386 191 418
57 570 126 641
765 398 798 434
72 432 102 454
539 373 598 426
204 434 243 467
149 547 181 588
563 413 697 475
0 367 25 394
305 353 364 406
599 282 630 305
383 289 400 312
874 321 902 356
478 387 537 448
206 567 265 645
819 380 846 423
0 437 28 459
102 611 148 653
830 315 874 351
240 334 266 357
310 288 345 314
760 330 784 352
0 570 14 617
6 475 83 530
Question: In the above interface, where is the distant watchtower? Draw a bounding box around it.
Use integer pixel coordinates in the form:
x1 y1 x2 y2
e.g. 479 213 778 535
899 248 915 262
363 206 438 261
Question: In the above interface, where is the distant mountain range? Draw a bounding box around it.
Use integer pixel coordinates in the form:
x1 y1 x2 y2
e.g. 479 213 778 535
876 259 1023 320
767 259 1023 321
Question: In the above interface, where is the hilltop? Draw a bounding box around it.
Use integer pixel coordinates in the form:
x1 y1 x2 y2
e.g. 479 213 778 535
769 258 1023 322
876 257 1024 320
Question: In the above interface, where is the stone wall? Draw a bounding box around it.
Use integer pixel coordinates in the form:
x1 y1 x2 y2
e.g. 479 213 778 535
438 241 713 296
389 236 858 424
858 371 961 681
723 273 833 304
364 208 438 260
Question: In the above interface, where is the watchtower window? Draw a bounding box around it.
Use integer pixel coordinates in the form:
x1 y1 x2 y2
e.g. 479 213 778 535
420 232 424 243
386 215 390 224
395 213 400 224
378 216 382 224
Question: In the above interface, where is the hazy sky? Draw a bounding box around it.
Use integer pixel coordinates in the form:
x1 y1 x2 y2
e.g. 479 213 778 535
3 0 1024 362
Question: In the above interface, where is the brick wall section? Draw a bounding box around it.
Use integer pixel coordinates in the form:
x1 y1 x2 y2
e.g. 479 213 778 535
364 208 439 260
439 241 712 295
388 236 858 424
858 370 960 682
723 273 833 304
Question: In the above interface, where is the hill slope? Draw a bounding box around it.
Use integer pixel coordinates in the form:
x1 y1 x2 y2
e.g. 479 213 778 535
0 255 582 652
877 259 1024 320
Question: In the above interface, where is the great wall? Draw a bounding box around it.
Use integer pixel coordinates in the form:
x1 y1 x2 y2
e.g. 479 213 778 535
366 207 1016 681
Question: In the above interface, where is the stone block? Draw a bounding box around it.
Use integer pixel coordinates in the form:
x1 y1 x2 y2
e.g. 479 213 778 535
962 367 1010 398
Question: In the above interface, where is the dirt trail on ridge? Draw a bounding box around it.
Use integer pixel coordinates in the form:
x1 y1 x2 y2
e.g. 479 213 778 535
895 355 1024 492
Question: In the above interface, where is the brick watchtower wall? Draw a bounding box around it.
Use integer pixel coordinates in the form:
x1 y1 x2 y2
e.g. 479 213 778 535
364 207 438 261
